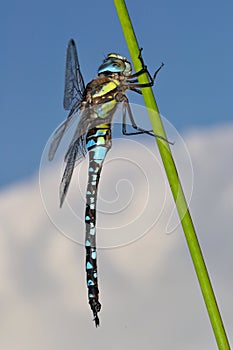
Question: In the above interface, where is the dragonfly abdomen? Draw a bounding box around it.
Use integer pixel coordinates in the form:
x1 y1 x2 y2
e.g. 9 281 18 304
85 123 112 327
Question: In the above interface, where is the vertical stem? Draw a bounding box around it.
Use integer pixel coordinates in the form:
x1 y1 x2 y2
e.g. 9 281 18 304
114 1 231 349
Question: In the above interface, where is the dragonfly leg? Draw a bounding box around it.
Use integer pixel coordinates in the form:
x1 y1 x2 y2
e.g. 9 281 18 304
126 64 164 91
122 99 154 136
126 48 164 89
138 48 164 82
122 98 173 144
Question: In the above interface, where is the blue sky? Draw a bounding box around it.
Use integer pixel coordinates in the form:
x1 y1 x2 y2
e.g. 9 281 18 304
1 0 233 187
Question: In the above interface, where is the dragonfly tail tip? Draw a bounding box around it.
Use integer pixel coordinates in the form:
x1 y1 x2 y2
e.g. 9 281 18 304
94 314 100 327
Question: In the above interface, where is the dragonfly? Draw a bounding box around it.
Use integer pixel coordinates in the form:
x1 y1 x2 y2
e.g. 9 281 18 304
49 39 170 327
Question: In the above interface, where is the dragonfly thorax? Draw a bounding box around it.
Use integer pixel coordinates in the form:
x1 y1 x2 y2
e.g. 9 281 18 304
98 53 132 77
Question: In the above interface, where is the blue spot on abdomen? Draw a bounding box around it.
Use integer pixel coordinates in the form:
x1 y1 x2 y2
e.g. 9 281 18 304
86 262 93 269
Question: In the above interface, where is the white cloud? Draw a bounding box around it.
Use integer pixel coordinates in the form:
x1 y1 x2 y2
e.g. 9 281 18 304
0 124 232 349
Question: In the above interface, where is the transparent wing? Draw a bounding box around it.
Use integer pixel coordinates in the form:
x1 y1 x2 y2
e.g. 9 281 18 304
48 102 82 161
63 108 91 163
58 108 93 206
49 39 86 161
59 140 78 207
59 134 87 207
63 39 85 110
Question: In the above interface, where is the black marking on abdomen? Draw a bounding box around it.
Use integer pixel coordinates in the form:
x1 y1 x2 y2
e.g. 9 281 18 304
85 124 112 327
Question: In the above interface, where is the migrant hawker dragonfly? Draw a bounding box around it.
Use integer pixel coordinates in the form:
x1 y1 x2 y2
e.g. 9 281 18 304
49 39 168 327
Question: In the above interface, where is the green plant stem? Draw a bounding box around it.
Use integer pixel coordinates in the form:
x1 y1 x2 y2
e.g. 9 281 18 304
114 1 231 349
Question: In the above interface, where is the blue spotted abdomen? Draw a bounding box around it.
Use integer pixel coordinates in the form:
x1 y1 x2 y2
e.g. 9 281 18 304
85 124 112 326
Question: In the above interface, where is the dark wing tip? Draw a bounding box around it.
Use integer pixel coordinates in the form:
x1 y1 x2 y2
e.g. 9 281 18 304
69 38 75 46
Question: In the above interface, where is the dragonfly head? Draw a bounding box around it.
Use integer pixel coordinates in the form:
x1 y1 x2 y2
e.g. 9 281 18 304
98 53 132 77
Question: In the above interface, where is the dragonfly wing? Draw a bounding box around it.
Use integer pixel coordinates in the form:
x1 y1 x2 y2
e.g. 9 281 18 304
49 40 85 161
59 141 78 207
64 134 87 165
48 116 72 161
48 102 82 161
63 108 90 164
64 39 85 111
60 131 87 206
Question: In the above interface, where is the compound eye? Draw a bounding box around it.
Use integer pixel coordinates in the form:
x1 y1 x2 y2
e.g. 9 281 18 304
113 61 125 70
98 55 130 75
